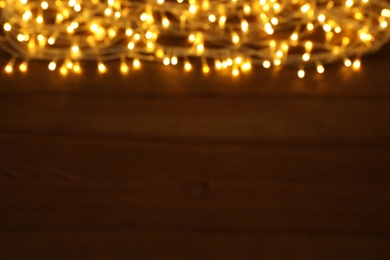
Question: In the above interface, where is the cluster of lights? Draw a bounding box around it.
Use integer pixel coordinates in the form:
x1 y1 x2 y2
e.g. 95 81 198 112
0 0 390 78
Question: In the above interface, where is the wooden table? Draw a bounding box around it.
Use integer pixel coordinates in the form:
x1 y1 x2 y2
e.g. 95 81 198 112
1 44 390 259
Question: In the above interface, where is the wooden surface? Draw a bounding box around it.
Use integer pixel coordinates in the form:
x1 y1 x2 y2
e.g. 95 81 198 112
1 44 390 259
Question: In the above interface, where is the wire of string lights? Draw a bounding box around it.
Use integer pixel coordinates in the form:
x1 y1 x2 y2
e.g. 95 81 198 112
0 0 390 78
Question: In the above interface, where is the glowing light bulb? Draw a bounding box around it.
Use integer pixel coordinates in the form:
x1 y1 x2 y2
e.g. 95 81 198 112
323 24 332 32
36 15 43 24
317 65 325 74
215 60 222 70
382 9 390 17
41 1 48 10
171 56 178 65
196 43 204 54
48 37 55 45
243 4 251 15
298 69 305 78
19 62 28 72
74 4 81 12
133 59 141 69
208 14 216 23
127 42 135 50
232 68 239 77
305 41 313 51
98 62 106 73
352 59 361 70
120 62 129 74
241 61 251 72
162 17 169 27
202 64 210 74
48 61 57 71
65 60 73 69
71 45 79 53
318 14 326 22
17 34 25 42
73 62 81 74
302 53 310 61
189 5 197 14
291 32 298 41
232 33 240 44
60 66 68 76
188 34 195 42
4 64 13 74
301 4 310 13
241 20 249 32
3 22 11 31
184 61 192 71
22 10 32 21
263 60 271 69
163 57 170 66
125 29 133 36
344 58 352 67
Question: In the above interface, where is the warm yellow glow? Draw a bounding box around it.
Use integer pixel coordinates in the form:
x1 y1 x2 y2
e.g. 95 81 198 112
4 64 13 74
232 33 240 44
302 53 310 61
353 59 361 70
65 60 73 69
344 58 352 67
298 69 305 78
48 61 57 71
196 43 204 54
19 62 28 72
162 17 170 27
263 60 271 69
120 62 129 74
317 65 325 74
36 15 43 24
60 66 68 76
48 37 55 45
17 34 25 42
41 1 48 10
98 62 106 73
163 57 170 66
202 64 210 74
125 29 133 36
133 58 141 69
184 61 192 71
291 32 298 41
171 56 178 66
71 45 79 53
215 60 222 70
22 10 32 21
382 9 390 17
73 62 81 73
127 42 135 50
0 0 388 78
241 61 251 72
305 41 313 51
318 14 326 22
3 22 11 31
232 68 239 77
345 0 354 8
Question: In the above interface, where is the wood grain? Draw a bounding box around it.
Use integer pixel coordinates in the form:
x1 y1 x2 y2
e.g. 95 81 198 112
0 44 390 259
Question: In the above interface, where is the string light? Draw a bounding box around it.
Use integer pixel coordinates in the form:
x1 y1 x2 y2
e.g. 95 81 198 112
0 0 389 78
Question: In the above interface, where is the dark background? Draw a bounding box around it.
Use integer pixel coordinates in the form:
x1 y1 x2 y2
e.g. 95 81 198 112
0 43 390 259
